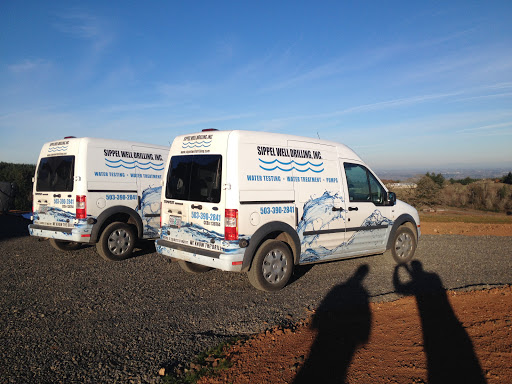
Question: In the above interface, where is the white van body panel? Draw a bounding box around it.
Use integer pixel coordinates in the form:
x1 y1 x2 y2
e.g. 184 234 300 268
157 130 420 279
29 137 168 244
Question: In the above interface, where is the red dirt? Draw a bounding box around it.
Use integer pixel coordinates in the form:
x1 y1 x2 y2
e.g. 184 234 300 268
196 224 512 384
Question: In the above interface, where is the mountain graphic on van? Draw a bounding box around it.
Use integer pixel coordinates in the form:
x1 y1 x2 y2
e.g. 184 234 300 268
105 159 164 171
258 158 324 173
181 140 212 149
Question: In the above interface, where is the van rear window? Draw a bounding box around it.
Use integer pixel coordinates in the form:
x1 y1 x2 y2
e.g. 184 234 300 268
36 156 75 192
165 155 222 203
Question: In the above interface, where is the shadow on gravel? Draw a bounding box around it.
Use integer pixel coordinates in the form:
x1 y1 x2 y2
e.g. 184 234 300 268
293 264 371 384
393 261 487 384
0 213 30 242
130 240 157 259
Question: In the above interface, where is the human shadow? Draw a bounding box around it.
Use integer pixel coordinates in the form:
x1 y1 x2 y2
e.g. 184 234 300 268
293 264 371 384
393 260 486 384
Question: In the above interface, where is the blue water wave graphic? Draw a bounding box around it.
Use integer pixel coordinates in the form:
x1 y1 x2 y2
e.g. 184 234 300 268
105 158 164 171
258 158 324 173
182 140 212 148
297 191 393 262
137 186 162 238
161 222 248 254
48 146 68 152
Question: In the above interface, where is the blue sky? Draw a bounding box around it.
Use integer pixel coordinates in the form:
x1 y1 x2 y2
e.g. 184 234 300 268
1 1 511 170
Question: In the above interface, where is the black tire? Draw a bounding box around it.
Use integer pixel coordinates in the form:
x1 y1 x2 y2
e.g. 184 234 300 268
96 222 136 261
177 260 212 273
247 239 293 292
391 225 417 264
49 238 82 252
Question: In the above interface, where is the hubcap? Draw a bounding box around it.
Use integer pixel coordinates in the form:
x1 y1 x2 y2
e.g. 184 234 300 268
395 232 413 259
262 249 288 284
108 229 131 255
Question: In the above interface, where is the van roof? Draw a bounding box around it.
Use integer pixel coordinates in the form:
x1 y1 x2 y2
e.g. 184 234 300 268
44 137 169 149
174 130 362 162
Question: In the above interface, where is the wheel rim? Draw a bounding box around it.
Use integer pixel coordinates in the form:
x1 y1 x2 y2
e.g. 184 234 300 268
262 248 288 284
107 229 131 255
395 232 413 259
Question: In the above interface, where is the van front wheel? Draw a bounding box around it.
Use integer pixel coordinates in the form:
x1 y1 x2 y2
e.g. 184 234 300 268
391 225 417 264
96 222 136 261
248 240 293 292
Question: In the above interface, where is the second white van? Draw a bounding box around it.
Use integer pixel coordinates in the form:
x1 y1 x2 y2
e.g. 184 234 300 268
29 137 168 260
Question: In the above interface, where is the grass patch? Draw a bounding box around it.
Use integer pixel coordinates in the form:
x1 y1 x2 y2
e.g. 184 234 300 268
161 337 243 384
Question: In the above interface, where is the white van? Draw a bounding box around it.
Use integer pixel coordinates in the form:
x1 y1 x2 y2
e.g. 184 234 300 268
156 130 420 291
29 137 168 260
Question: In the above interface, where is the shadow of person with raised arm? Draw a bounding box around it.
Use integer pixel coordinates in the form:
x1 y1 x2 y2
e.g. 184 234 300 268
293 264 371 384
393 260 486 384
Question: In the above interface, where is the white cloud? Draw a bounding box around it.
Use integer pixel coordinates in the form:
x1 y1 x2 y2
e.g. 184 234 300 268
8 59 50 73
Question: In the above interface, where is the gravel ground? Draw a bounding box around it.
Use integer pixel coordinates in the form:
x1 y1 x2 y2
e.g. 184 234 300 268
1 214 511 383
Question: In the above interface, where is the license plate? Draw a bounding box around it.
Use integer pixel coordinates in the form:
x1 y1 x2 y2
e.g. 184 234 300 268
169 215 182 228
39 205 48 214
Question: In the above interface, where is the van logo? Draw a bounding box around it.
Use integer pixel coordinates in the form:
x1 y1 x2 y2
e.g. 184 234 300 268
105 159 164 171
258 158 324 173
48 145 68 153
181 140 212 149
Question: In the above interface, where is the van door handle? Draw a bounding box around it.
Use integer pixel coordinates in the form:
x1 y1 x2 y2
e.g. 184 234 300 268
332 207 344 211
53 194 61 198
348 206 358 211
191 204 203 210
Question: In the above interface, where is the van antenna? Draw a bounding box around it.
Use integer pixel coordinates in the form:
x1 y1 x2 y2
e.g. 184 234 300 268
317 132 320 139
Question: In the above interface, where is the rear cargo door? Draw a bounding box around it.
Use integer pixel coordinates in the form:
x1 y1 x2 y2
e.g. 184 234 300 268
33 140 79 228
164 152 225 251
132 145 166 238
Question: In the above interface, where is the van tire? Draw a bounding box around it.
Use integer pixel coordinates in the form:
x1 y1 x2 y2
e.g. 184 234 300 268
96 222 136 261
248 240 293 292
178 260 212 273
49 239 82 252
391 225 416 264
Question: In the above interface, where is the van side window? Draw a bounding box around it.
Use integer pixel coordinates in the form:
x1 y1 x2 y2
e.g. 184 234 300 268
166 155 222 203
344 163 385 205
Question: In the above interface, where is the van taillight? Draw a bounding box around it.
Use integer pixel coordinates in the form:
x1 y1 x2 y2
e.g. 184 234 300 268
225 209 238 240
76 195 86 219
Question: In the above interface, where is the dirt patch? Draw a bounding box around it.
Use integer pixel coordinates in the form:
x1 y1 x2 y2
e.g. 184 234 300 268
421 222 512 236
198 286 512 384
195 223 511 384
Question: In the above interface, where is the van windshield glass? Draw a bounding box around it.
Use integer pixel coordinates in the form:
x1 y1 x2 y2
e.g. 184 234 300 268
36 156 75 192
166 155 222 203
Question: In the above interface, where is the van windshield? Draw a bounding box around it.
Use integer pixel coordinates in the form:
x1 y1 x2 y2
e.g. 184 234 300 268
36 156 75 192
165 155 222 203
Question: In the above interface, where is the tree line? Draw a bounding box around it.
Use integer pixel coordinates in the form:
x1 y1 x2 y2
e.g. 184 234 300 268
0 162 36 211
390 172 512 213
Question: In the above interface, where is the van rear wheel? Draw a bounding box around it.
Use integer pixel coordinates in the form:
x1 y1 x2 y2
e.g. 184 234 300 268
96 222 136 261
178 260 212 273
248 240 293 292
49 239 82 252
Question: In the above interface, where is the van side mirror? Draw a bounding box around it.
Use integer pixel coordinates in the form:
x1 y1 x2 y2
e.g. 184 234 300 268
386 191 396 206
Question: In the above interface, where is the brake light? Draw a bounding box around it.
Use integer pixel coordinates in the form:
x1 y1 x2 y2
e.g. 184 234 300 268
76 195 86 219
225 209 238 240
